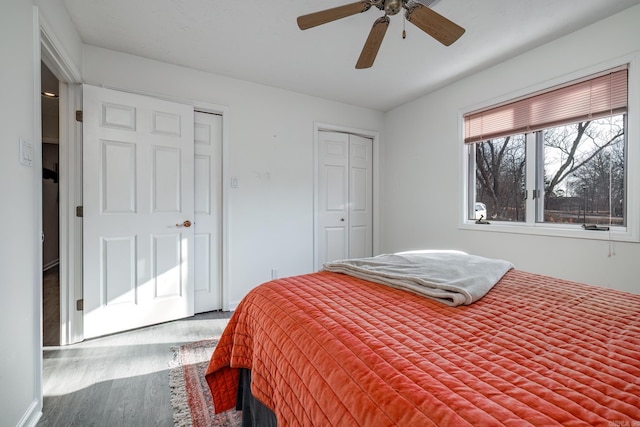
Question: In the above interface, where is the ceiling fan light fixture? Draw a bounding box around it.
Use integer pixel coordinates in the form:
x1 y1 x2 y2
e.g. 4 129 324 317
384 0 403 15
297 0 462 69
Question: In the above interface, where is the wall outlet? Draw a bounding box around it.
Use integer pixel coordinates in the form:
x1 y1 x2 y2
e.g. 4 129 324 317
271 268 278 280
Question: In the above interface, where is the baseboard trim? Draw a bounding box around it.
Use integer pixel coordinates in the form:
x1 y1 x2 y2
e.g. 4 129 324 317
16 399 42 427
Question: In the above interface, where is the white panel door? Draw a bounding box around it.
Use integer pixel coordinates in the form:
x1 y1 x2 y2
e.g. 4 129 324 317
83 85 195 338
193 111 222 313
317 131 373 267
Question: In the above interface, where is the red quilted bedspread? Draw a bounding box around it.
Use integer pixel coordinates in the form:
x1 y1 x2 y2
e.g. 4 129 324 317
205 270 640 426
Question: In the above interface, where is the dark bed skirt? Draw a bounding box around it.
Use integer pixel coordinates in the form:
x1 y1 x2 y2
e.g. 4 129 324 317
237 369 277 427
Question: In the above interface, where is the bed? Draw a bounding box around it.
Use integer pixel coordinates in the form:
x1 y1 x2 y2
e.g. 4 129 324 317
205 253 640 426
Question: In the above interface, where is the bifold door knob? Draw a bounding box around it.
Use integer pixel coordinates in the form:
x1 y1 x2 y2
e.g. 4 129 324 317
176 220 192 228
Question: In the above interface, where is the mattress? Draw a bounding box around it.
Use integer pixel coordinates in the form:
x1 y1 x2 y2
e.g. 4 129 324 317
205 269 640 426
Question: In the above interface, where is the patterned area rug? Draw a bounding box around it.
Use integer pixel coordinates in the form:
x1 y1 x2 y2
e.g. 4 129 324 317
169 339 242 427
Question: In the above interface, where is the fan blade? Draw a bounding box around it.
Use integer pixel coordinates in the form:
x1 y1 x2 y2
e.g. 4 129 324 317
356 16 390 69
297 1 371 30
405 4 465 46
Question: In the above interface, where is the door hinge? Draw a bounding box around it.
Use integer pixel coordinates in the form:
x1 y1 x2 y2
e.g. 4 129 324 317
75 110 83 122
76 206 83 217
76 299 84 311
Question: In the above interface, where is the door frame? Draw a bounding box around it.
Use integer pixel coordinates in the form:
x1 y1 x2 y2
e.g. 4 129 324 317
40 15 83 346
313 122 380 271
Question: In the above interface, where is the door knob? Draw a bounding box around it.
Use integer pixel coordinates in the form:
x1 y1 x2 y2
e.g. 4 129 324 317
176 220 192 228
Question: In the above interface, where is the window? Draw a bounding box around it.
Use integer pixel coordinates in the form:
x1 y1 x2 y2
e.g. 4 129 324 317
473 134 526 222
541 116 625 226
463 65 635 240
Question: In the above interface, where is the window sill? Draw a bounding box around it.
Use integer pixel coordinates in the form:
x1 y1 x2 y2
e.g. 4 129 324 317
459 220 639 243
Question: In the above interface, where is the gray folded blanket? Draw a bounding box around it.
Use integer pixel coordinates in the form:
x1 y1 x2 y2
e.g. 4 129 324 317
323 251 514 306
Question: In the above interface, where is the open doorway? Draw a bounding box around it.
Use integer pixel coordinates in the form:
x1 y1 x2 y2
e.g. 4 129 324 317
41 61 60 346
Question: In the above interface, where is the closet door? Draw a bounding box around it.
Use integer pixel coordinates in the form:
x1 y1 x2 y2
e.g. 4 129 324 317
193 111 222 313
317 131 373 268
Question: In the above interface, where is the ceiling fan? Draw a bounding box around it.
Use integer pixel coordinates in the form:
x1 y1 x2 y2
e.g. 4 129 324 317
297 0 465 69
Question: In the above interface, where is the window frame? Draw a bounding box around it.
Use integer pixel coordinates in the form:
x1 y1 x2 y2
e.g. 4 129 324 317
460 56 640 243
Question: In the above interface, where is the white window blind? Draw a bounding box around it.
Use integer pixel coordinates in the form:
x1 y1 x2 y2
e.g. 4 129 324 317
464 66 628 144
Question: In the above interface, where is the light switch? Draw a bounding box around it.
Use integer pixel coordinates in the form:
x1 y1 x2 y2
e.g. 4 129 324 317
231 177 239 188
20 138 33 167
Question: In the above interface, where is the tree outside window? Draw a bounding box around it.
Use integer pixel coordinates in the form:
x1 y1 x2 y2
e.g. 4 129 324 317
475 135 526 222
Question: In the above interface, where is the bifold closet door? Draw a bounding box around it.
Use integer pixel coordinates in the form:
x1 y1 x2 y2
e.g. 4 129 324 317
317 131 372 267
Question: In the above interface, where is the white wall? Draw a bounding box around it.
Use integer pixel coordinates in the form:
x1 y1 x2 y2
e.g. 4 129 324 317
35 0 83 76
381 5 640 294
82 46 384 306
0 2 42 426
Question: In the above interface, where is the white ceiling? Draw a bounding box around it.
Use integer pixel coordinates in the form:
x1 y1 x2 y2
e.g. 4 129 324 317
62 0 640 112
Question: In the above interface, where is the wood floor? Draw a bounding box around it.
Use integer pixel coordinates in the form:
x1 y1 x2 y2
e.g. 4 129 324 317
42 265 60 347
38 311 232 426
